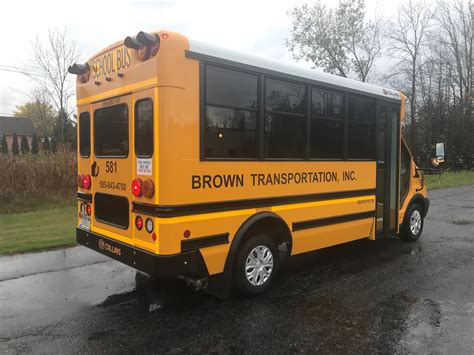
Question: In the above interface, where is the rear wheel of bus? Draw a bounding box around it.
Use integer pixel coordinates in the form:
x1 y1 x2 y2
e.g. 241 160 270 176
234 235 280 296
400 203 424 242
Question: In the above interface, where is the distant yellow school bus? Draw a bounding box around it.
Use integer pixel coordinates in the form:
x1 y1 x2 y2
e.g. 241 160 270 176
71 30 429 296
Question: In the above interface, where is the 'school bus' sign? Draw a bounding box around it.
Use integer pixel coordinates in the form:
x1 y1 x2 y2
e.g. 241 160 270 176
91 46 131 80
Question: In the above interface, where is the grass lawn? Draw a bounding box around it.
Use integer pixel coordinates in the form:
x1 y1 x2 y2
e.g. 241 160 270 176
425 170 474 190
0 205 77 256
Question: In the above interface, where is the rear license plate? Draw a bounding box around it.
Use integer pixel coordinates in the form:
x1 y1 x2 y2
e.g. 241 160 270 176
79 208 91 231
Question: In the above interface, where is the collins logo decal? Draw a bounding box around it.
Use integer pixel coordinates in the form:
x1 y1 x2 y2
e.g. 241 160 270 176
98 238 121 256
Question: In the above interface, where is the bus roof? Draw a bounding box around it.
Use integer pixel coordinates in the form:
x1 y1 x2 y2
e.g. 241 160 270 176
188 39 401 102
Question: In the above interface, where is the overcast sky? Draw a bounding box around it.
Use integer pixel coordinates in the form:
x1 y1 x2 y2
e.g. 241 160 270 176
0 0 400 116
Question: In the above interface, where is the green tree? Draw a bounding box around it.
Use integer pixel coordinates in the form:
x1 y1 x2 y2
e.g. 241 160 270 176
1 134 8 154
11 133 19 155
42 137 51 154
31 134 39 155
286 0 382 82
20 135 30 154
14 88 56 137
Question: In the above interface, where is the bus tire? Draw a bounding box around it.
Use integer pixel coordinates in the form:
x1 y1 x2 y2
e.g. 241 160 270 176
234 235 280 296
400 203 424 242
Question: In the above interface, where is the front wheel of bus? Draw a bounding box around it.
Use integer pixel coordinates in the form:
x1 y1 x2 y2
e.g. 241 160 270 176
234 235 280 296
400 204 424 242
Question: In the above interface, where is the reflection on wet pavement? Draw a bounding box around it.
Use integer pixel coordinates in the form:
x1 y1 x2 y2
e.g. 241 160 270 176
1 185 473 353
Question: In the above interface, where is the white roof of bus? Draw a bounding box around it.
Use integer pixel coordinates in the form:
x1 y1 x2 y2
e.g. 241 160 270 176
188 39 401 101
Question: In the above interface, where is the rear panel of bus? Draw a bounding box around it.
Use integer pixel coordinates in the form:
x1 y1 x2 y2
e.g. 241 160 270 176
77 86 159 253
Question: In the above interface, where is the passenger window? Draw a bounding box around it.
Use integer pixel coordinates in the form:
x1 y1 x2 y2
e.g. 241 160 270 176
348 95 376 159
310 88 344 158
79 112 90 157
265 78 306 158
205 66 258 158
135 99 153 158
94 104 129 157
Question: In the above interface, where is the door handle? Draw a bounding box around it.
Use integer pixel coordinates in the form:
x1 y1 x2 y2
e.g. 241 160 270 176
91 161 100 177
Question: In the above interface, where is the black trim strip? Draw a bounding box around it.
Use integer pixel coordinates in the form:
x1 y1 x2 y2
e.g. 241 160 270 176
181 233 229 252
132 189 375 218
77 192 92 203
292 211 375 232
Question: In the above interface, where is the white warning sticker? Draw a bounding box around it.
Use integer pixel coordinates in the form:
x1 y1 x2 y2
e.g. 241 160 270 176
137 158 152 176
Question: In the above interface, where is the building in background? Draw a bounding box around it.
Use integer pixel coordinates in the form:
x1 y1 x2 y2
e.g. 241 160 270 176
0 116 36 152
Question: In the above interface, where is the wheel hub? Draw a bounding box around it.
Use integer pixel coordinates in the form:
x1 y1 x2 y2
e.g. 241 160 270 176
245 245 273 286
410 209 422 235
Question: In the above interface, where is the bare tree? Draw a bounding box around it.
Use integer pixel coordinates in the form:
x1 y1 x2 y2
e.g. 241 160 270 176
286 0 382 82
21 28 80 144
436 0 472 111
386 0 433 150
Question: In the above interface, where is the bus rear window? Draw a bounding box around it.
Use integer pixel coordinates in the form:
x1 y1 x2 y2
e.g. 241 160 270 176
94 104 129 157
135 99 153 157
79 112 90 157
94 193 129 229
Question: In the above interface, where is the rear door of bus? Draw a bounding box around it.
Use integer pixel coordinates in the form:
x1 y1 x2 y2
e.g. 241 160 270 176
91 95 133 239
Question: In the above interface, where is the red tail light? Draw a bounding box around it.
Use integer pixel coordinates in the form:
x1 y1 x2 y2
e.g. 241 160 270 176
132 178 142 197
82 174 91 189
135 216 143 230
86 204 92 216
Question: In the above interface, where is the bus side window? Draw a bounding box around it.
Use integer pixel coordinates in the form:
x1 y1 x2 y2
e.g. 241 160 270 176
79 112 90 158
135 99 153 158
264 78 306 159
348 95 376 159
310 87 344 159
205 66 258 159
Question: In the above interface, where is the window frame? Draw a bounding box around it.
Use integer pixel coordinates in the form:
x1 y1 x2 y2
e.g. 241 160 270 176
309 86 346 161
347 94 377 161
134 98 154 159
93 103 129 158
263 75 307 160
201 62 260 161
198 57 400 163
79 111 91 158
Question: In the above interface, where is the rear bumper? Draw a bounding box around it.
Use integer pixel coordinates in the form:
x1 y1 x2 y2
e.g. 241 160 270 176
76 228 209 278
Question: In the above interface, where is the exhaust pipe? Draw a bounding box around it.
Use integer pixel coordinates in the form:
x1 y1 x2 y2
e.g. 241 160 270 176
178 276 208 291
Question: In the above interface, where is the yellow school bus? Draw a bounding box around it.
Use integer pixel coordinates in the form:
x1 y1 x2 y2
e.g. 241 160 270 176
71 30 429 296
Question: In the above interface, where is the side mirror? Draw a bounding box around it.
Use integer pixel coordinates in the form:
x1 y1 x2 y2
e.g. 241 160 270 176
431 142 445 166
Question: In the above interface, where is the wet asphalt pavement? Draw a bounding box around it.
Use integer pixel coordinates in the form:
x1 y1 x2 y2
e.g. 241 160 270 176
1 185 473 354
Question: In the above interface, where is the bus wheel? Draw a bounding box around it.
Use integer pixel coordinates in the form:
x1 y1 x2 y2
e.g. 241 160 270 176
234 235 280 296
400 204 424 242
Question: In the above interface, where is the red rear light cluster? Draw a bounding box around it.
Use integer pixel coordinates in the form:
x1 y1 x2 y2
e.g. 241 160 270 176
132 178 142 197
77 174 91 190
135 216 143 230
135 215 155 239
80 202 92 216
132 178 154 198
